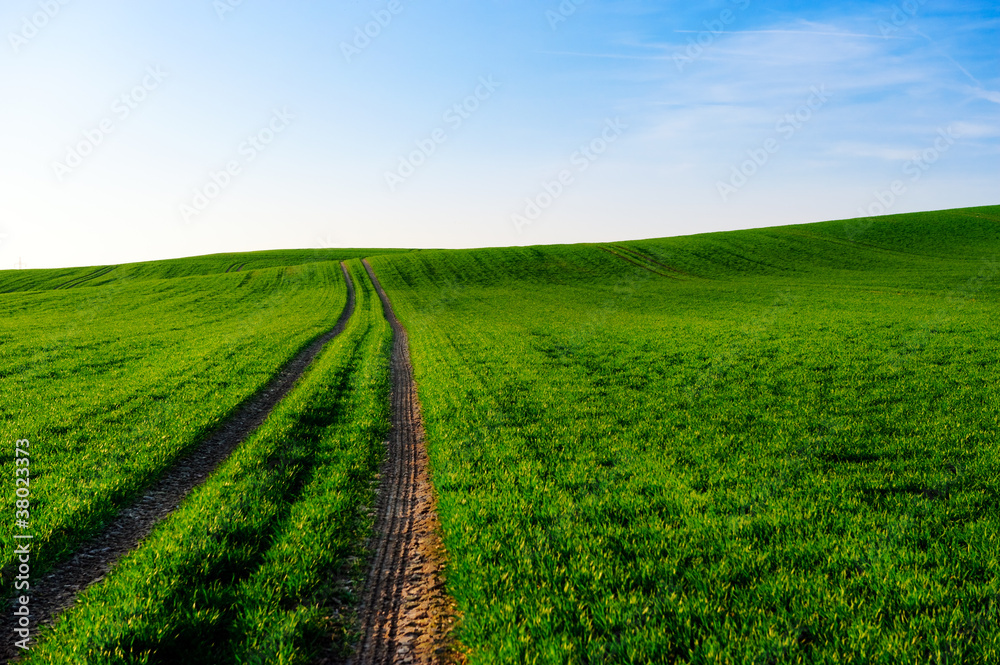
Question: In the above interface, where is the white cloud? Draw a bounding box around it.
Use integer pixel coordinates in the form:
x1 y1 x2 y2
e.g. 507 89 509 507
830 144 920 161
951 121 1000 138
968 87 1000 104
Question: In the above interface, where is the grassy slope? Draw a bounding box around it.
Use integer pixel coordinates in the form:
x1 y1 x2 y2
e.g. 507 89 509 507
370 205 1000 664
0 248 416 294
23 260 392 664
0 249 397 593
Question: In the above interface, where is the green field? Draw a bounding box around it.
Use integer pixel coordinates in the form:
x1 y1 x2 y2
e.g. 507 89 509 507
0 250 399 590
3 207 999 663
368 206 1000 663
20 260 392 663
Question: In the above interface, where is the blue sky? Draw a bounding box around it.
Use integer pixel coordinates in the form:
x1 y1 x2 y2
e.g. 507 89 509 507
1 0 997 269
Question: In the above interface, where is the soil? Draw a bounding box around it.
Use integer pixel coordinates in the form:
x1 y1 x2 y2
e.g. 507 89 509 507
347 261 460 665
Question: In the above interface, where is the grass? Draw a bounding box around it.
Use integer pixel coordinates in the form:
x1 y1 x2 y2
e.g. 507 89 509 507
0 248 415 295
21 260 393 663
0 251 388 593
367 205 1000 664
5 206 999 663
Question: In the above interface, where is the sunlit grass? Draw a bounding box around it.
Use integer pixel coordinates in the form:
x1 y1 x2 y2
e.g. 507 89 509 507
371 205 1000 664
21 261 392 664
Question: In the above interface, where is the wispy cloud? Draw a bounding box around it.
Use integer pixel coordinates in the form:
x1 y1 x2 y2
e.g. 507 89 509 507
538 50 670 60
952 121 1000 138
909 27 983 86
970 88 1000 104
830 144 924 161
2 1 997 266
673 28 898 39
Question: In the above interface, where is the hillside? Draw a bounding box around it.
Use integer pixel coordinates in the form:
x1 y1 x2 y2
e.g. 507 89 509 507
3 206 998 664
367 205 1000 664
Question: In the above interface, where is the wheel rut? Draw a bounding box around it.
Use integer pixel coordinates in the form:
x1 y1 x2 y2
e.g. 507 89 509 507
1 262 357 663
348 260 459 665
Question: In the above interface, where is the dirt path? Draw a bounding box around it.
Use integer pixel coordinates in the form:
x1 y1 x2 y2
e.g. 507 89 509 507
349 260 459 665
1 263 357 663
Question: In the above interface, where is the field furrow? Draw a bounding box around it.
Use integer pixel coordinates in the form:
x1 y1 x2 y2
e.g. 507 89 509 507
351 260 459 665
1 253 402 591
0 263 358 662
367 206 1000 664
16 260 394 663
599 246 677 279
3 206 998 663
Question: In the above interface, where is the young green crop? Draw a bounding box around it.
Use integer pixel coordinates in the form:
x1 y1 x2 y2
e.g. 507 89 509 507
21 260 393 663
369 206 1000 664
0 252 385 593
5 207 998 662
0 248 415 294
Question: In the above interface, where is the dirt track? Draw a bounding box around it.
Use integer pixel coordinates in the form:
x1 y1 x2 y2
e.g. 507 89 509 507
350 261 459 665
0 263 357 663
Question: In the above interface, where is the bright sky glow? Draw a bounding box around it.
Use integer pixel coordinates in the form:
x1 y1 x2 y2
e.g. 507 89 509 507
1 0 997 268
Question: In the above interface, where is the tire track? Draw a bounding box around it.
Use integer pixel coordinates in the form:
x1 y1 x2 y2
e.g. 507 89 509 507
600 246 677 279
608 244 693 277
1 262 357 663
55 265 116 290
350 260 459 665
